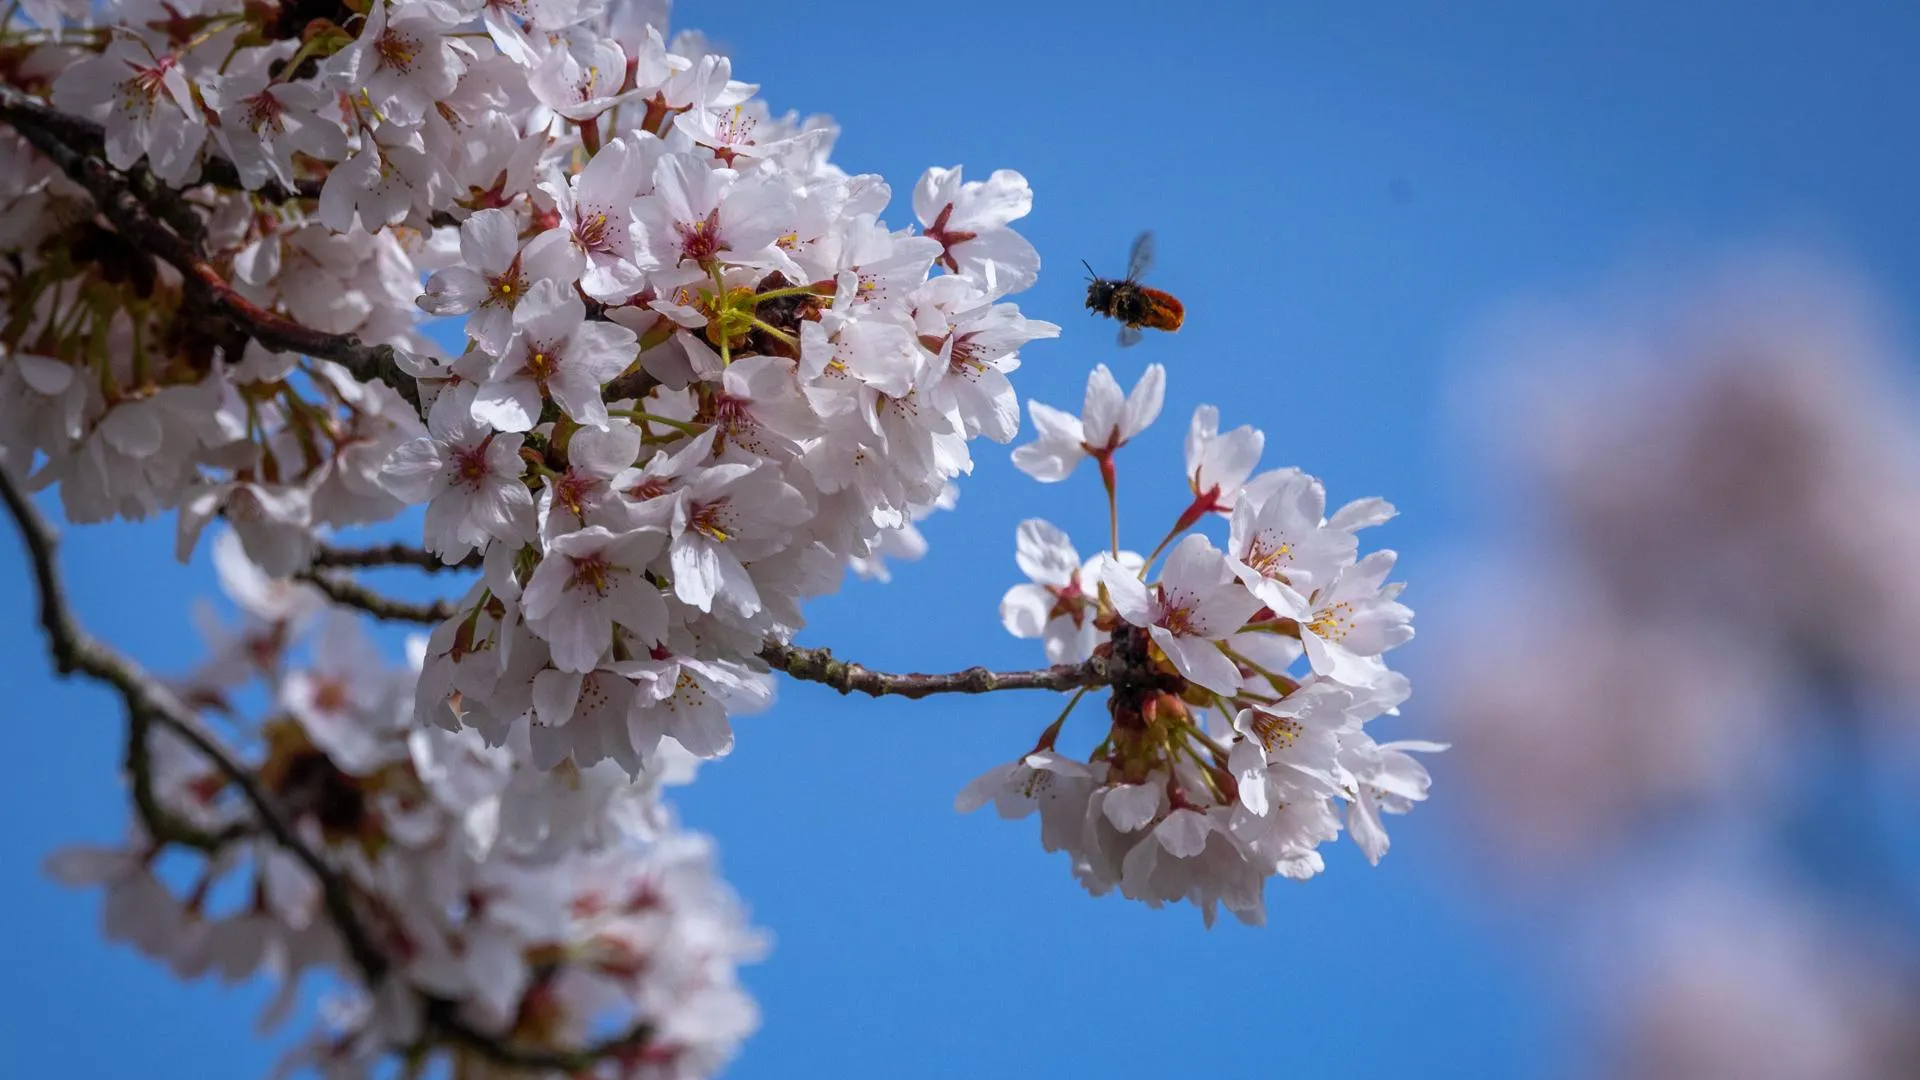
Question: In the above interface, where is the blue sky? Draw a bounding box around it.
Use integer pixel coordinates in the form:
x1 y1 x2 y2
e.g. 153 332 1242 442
7 2 1920 1076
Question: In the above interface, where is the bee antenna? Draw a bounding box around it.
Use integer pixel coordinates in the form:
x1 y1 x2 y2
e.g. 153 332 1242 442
1080 259 1097 280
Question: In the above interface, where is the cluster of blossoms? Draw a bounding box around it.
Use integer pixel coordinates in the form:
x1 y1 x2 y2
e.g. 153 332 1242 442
0 0 1433 1068
962 364 1434 926
1431 259 1920 1079
52 531 762 1076
1 0 1054 775
1589 875 1920 1080
1443 259 1920 865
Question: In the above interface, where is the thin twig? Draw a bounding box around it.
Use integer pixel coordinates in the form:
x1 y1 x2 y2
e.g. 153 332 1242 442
604 365 661 403
297 568 460 623
125 703 250 852
424 1000 655 1073
311 541 481 573
759 641 1113 699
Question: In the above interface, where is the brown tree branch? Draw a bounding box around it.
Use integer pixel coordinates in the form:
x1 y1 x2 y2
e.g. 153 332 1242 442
0 86 424 411
125 703 251 853
0 83 319 203
311 541 482 573
0 463 394 983
2 88 664 414
759 641 1113 699
297 568 461 623
0 464 648 1071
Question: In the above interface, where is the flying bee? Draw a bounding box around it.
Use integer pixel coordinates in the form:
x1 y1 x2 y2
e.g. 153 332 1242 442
1084 230 1185 346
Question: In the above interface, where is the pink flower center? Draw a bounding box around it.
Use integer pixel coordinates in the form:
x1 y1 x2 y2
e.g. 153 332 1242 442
313 677 350 715
673 208 723 263
242 90 286 135
523 337 562 388
1244 531 1294 578
486 253 527 308
567 553 614 596
1247 710 1302 753
946 333 988 375
452 442 492 489
553 470 594 519
574 210 615 254
123 55 177 103
375 28 421 74
624 475 672 501
1156 586 1200 637
1308 601 1355 643
922 202 978 274
688 499 731 542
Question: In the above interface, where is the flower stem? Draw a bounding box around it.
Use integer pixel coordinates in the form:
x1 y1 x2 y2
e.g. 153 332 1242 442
1032 687 1088 753
751 284 831 304
614 409 707 436
1094 451 1122 558
1137 524 1186 580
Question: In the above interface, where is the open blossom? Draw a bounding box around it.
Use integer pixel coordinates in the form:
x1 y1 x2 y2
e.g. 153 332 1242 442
316 123 443 233
666 462 810 617
51 39 206 185
1012 363 1166 482
378 391 536 563
914 274 1060 444
1340 726 1443 865
1228 468 1392 601
956 751 1100 855
1000 519 1142 664
419 211 585 355
333 0 465 126
529 33 639 121
628 652 771 761
913 166 1041 297
537 418 644 540
541 135 658 302
631 152 793 276
1102 534 1262 694
203 60 347 192
473 280 638 431
1183 405 1264 517
522 525 669 672
1283 551 1415 687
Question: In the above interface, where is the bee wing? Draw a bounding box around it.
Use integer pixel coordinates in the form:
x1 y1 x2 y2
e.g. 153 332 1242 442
1126 231 1155 281
1117 324 1143 348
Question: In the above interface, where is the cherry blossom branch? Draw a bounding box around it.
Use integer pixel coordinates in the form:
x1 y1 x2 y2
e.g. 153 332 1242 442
0 88 425 411
0 463 394 983
1 89 663 414
0 83 317 203
759 641 1116 699
297 568 462 623
124 704 249 853
310 541 481 573
0 465 652 1072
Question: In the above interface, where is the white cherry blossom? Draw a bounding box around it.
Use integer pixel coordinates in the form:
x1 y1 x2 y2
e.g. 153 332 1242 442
1103 534 1262 695
474 280 638 431
521 525 669 672
1012 363 1165 482
378 392 536 563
